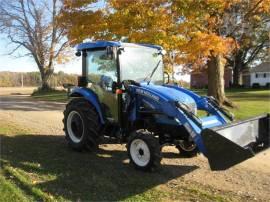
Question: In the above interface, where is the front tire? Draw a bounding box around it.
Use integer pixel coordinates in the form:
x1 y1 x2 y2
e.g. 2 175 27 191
63 98 101 151
127 131 161 171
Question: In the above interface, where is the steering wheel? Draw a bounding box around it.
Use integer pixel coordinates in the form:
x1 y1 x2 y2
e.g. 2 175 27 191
122 80 140 89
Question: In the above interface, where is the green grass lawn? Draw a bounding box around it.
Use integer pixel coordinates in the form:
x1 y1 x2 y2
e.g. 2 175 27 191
31 89 68 102
192 88 270 120
227 89 270 120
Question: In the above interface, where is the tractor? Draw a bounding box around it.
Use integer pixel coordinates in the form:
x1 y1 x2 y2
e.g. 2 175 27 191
63 41 269 171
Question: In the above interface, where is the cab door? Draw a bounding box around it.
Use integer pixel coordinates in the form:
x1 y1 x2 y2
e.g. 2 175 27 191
86 49 118 121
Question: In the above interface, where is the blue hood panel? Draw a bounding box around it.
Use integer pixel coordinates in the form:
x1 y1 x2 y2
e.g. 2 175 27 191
140 83 195 104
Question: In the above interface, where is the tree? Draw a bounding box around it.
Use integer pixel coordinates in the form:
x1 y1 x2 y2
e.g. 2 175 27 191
171 0 237 106
0 0 69 90
184 0 269 104
59 0 269 105
61 0 188 77
224 1 270 85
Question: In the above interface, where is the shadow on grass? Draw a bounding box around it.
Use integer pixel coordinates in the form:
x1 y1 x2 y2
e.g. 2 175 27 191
0 134 198 201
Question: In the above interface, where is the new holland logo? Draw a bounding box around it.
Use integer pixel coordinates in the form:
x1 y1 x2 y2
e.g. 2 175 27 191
136 89 159 101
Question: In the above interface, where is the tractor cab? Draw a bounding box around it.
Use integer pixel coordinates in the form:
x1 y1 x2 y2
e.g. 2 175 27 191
75 41 165 122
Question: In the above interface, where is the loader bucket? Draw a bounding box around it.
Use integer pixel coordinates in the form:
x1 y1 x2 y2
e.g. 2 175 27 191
201 114 270 171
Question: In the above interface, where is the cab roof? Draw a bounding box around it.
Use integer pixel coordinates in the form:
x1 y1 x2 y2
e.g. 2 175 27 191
76 41 162 51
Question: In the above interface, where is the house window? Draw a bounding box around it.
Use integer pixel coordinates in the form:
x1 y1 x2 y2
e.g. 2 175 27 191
255 73 265 78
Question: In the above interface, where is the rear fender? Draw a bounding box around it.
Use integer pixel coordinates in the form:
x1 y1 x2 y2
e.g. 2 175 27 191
70 87 105 124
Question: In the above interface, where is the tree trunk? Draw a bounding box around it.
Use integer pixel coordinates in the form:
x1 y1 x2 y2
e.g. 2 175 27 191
232 64 240 86
207 54 234 107
232 53 243 87
40 68 53 91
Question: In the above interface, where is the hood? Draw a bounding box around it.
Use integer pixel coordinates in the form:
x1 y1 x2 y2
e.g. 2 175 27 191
140 83 195 104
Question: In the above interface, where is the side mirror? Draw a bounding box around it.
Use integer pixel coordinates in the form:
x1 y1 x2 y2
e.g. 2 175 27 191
164 72 170 84
75 51 81 57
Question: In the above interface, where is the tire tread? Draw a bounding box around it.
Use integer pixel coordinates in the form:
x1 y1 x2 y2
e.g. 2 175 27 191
63 98 101 151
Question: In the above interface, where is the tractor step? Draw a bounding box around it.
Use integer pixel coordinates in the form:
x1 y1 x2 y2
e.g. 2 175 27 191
201 114 270 170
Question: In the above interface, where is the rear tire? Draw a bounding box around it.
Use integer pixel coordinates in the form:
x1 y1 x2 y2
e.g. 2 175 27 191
127 130 161 171
63 98 101 151
176 141 198 158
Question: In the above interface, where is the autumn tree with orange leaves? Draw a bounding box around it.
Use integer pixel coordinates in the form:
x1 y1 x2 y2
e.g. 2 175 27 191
60 0 270 106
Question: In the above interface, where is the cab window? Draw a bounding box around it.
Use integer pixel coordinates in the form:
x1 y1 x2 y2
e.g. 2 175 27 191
86 50 117 90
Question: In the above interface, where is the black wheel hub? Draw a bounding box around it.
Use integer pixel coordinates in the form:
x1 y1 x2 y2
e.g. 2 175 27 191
139 148 144 156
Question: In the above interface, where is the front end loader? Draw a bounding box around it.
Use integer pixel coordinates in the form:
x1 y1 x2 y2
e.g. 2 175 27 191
63 41 270 171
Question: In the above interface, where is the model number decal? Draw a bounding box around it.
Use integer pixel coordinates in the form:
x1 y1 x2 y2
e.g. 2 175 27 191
136 89 159 101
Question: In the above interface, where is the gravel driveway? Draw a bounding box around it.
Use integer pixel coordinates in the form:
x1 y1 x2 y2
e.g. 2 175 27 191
0 93 65 135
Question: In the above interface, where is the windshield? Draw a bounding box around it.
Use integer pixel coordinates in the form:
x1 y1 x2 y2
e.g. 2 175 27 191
119 45 164 84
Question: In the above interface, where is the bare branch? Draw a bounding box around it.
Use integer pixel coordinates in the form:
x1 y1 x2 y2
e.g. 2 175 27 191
0 0 67 89
54 40 69 59
244 41 266 65
6 44 22 55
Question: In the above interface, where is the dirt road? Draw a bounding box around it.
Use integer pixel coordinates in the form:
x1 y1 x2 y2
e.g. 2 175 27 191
1 89 269 201
0 92 65 135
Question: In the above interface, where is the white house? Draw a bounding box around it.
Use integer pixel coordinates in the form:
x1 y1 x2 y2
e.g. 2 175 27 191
250 62 270 87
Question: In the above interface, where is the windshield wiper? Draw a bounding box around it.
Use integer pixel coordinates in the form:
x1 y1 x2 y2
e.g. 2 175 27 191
144 60 161 85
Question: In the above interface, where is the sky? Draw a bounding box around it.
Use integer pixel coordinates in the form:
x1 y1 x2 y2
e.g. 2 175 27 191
0 37 190 81
0 37 81 74
0 0 99 75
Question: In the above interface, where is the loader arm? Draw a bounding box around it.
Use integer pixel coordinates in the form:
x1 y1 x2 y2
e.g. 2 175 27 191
129 84 270 170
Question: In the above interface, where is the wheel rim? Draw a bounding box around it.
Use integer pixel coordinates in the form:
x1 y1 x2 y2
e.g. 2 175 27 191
179 141 196 152
130 139 150 167
67 111 84 143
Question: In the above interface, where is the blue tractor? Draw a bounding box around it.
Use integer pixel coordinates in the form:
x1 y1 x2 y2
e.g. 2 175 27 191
63 41 269 171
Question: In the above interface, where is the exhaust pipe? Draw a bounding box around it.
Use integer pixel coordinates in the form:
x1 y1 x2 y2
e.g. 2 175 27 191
201 114 270 170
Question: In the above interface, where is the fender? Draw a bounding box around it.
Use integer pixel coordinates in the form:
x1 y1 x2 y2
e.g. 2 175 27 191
70 87 105 124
